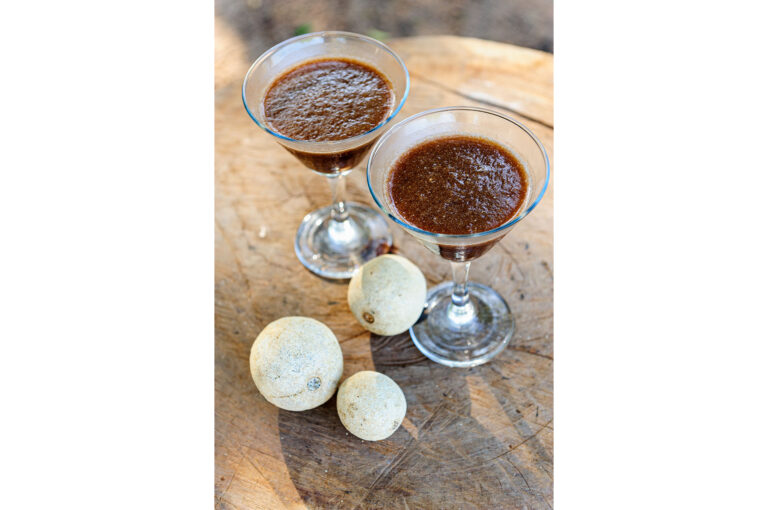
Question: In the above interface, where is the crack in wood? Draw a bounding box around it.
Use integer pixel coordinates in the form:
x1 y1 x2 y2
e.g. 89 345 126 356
409 71 554 130
508 346 554 361
508 419 553 452
496 242 532 289
540 260 553 280
215 454 243 506
242 454 285 506
374 357 428 366
508 460 532 491
353 395 453 509
370 334 428 365
337 331 370 345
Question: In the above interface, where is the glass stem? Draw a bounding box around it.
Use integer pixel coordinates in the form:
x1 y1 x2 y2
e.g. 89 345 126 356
450 261 472 307
448 261 476 327
328 173 349 222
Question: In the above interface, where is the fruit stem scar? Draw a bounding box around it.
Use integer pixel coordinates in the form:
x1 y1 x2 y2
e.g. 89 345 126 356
307 377 322 391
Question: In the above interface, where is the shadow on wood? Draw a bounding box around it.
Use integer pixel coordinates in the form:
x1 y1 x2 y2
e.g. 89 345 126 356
278 333 553 509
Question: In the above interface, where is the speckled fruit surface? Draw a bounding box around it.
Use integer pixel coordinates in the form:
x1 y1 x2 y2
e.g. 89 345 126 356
347 254 427 336
250 316 343 411
336 370 407 441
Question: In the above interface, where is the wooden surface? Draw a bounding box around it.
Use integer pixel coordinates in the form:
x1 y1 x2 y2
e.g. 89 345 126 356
215 30 553 509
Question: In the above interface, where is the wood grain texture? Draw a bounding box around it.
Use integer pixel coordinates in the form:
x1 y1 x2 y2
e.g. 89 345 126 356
215 28 553 510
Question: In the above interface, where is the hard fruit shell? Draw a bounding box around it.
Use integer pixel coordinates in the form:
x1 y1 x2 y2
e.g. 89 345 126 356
336 370 407 441
347 254 427 336
249 316 343 411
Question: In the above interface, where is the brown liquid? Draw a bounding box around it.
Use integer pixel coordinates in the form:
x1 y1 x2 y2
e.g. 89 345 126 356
263 58 394 174
281 141 378 174
387 135 528 261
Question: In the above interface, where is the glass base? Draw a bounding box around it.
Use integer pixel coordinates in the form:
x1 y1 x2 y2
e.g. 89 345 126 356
410 282 515 367
294 202 393 279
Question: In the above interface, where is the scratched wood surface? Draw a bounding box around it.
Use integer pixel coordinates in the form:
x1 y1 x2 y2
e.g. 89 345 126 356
215 28 554 509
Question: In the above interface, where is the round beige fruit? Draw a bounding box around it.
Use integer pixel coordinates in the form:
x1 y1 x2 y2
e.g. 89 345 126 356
336 371 407 441
347 254 426 336
249 317 343 411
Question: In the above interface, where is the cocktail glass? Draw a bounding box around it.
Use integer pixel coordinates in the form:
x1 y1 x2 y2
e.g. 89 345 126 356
242 32 409 279
367 107 550 367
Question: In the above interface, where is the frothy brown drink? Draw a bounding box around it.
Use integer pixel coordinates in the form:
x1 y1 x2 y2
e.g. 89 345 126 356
263 58 394 174
387 135 529 260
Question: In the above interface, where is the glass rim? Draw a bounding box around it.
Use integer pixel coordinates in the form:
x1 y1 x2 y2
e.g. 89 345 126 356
366 106 551 240
241 31 411 147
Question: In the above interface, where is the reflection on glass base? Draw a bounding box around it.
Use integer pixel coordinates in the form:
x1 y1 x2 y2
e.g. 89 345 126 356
410 282 514 367
294 202 393 280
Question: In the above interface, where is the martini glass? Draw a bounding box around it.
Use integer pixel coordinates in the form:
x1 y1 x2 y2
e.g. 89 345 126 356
367 107 550 367
243 32 409 279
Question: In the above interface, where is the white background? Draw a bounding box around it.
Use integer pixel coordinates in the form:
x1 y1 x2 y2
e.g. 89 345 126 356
1 0 766 508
